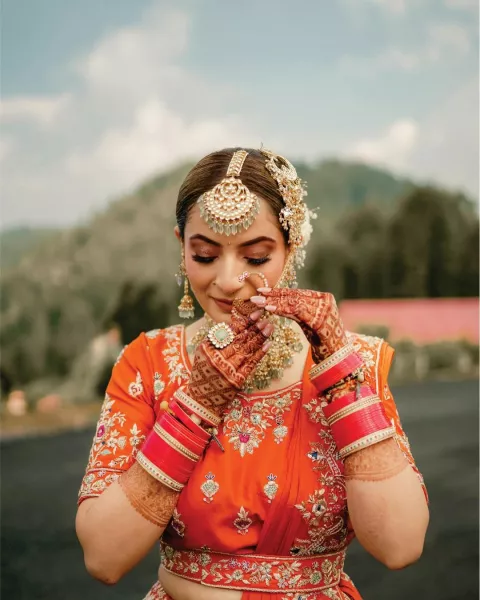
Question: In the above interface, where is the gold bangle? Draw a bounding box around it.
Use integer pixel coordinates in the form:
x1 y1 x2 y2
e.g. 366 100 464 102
174 388 221 427
136 451 184 491
309 344 355 380
153 423 201 462
326 394 380 426
339 427 396 459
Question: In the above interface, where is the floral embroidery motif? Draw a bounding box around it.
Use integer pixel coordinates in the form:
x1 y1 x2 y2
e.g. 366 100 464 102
293 489 347 556
153 372 165 400
201 472 220 503
233 506 253 535
162 326 189 385
128 371 144 397
78 393 146 499
171 508 186 537
160 544 345 593
223 388 298 456
264 473 279 503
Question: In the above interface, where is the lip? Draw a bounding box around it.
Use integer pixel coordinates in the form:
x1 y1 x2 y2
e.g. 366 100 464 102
211 297 233 312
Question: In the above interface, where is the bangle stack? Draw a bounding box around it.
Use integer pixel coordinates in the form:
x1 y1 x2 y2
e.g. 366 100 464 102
322 384 395 459
136 409 210 491
136 387 226 491
309 344 364 395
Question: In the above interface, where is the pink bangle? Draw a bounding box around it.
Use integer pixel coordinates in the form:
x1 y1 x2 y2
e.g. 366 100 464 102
309 345 363 394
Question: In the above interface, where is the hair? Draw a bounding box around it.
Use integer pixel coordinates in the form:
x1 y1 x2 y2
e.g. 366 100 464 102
176 147 288 243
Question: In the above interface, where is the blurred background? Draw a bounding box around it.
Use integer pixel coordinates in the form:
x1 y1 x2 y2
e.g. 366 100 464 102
1 0 478 598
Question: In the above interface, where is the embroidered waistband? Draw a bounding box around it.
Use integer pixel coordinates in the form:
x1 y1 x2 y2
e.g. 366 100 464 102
160 542 346 593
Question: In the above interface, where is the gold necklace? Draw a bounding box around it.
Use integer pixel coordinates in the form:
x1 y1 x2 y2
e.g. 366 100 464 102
187 314 303 393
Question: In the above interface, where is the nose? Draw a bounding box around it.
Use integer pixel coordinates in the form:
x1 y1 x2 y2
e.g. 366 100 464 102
213 257 244 298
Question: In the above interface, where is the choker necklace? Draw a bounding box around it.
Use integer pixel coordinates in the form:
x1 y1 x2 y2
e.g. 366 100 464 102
187 314 303 393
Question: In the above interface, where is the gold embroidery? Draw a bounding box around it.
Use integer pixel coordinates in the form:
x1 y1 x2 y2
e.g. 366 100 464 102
200 472 220 503
171 507 186 537
233 506 253 535
264 473 279 503
223 386 298 456
128 371 144 397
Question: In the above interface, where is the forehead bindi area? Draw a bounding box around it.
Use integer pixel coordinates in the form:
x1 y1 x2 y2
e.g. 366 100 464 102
185 200 283 248
188 234 277 248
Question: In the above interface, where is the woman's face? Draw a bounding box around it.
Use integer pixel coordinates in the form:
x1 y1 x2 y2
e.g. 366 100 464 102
177 198 288 323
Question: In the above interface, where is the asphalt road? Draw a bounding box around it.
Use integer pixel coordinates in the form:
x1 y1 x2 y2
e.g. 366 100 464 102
1 379 478 600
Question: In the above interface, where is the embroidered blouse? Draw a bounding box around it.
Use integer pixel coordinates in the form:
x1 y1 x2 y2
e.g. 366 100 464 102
78 325 427 600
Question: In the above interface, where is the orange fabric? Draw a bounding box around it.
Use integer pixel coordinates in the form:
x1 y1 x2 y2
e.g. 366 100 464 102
79 326 427 599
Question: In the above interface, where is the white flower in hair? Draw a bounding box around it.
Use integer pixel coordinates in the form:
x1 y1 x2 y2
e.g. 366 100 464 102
300 209 317 249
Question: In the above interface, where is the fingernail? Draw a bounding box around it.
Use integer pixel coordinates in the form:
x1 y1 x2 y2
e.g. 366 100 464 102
250 295 266 305
257 319 268 330
262 340 272 352
257 287 271 294
250 309 263 321
262 323 274 337
265 305 277 312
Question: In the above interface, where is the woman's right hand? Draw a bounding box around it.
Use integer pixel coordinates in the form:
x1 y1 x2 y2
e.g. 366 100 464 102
186 300 273 418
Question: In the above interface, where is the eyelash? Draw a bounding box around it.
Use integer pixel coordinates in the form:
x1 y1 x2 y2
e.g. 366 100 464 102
192 255 271 266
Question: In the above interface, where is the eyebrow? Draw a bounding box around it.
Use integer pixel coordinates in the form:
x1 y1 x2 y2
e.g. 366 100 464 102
188 234 277 248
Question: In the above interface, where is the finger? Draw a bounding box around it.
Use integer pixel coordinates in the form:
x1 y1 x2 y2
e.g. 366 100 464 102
258 322 274 337
250 309 264 321
250 295 267 307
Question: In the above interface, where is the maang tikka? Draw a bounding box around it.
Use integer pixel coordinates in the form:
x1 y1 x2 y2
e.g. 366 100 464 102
197 150 260 235
176 247 195 319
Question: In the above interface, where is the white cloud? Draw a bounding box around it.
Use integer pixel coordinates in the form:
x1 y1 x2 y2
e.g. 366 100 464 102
445 0 479 10
347 118 419 170
345 78 479 197
0 94 70 126
1 3 253 227
0 137 13 163
340 22 472 74
368 0 407 14
66 98 254 196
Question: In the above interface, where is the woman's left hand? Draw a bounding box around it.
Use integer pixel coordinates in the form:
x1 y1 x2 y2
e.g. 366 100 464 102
251 287 348 363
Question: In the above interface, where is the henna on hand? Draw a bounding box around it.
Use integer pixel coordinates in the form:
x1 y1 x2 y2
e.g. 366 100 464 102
254 288 347 362
118 462 179 528
343 438 409 482
187 300 272 416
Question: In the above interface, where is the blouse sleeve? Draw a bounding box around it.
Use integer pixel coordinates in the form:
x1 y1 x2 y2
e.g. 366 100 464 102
378 341 428 502
77 332 157 505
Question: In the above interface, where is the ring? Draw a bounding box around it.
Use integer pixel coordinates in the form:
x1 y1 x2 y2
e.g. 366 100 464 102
207 322 235 349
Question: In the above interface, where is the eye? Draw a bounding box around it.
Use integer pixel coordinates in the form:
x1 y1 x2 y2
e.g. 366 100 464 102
192 255 216 264
247 256 271 266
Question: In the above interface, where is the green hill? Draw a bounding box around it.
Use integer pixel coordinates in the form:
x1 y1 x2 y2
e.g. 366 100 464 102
0 158 462 387
0 227 61 270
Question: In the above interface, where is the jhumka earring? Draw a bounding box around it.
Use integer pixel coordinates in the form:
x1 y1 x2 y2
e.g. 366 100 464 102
176 248 195 319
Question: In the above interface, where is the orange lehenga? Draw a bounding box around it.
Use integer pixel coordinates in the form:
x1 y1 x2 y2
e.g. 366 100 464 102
78 325 427 600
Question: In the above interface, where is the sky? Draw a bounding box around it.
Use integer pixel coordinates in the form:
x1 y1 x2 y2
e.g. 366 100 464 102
1 0 478 228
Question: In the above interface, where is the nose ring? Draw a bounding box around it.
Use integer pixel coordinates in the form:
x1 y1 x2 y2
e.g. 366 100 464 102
238 271 269 288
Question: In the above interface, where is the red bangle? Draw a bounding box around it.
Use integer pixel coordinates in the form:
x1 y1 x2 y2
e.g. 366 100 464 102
322 384 372 420
169 398 211 441
310 346 363 393
329 403 391 449
322 384 395 459
160 412 209 454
